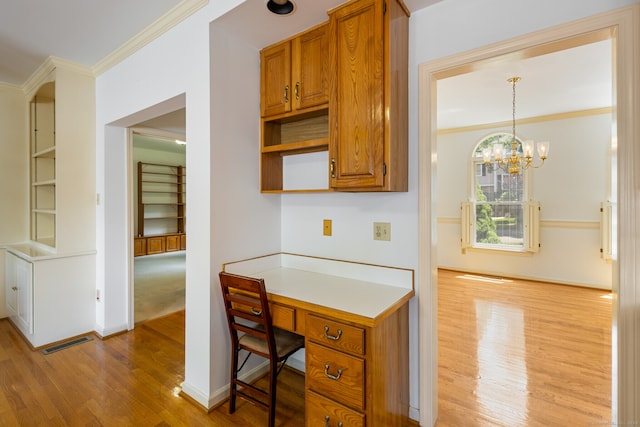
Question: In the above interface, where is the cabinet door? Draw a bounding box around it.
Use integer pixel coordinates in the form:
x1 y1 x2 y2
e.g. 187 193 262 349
5 253 18 316
134 238 147 256
5 253 33 334
292 23 329 111
261 40 292 117
329 0 385 189
146 236 165 255
165 235 180 252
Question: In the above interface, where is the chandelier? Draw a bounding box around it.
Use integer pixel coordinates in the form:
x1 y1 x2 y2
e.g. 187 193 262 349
482 77 550 174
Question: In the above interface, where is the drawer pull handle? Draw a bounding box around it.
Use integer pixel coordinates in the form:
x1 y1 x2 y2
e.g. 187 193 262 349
324 364 342 380
324 415 343 427
323 325 342 341
250 308 263 316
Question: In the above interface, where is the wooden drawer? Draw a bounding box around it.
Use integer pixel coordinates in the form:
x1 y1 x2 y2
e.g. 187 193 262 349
306 341 365 411
271 303 296 332
307 314 365 355
306 389 364 427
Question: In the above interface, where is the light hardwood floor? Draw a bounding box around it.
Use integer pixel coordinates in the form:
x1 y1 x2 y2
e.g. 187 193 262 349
436 269 612 427
0 311 305 426
0 270 611 426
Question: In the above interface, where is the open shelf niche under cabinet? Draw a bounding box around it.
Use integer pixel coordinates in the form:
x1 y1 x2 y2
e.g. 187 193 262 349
135 161 186 256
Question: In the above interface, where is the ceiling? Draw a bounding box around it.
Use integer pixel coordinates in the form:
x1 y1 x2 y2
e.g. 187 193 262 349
437 38 612 130
0 0 612 132
0 0 184 86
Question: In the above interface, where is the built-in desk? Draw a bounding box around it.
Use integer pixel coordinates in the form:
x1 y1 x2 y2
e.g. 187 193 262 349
222 253 414 427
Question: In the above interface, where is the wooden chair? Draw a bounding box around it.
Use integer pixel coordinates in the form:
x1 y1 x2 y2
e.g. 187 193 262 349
219 271 305 427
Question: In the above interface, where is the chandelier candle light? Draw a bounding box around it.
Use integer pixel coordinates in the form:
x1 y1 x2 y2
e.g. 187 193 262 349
482 77 550 174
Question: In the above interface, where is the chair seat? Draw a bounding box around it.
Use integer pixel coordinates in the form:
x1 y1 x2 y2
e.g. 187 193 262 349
240 326 305 358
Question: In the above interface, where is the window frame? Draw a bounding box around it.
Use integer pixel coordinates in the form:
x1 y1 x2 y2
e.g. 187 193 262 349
468 132 533 253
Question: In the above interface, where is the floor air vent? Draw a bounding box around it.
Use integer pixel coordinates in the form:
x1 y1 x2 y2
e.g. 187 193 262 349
41 336 93 355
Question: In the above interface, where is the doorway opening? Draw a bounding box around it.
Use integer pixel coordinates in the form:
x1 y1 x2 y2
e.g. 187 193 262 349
434 30 614 423
418 9 640 424
130 109 187 325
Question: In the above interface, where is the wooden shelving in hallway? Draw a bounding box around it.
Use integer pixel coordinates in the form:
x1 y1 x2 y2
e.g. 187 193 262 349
437 269 612 427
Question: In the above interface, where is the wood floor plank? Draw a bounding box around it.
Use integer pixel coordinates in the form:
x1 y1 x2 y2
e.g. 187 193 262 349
0 311 304 426
436 269 612 427
1 270 610 426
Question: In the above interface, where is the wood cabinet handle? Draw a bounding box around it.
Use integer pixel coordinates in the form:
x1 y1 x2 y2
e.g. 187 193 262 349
294 82 300 100
283 85 289 103
323 325 342 340
330 159 336 178
250 307 262 316
324 364 342 380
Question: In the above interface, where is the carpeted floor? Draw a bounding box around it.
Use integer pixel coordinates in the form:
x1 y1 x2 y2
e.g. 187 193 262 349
134 251 186 324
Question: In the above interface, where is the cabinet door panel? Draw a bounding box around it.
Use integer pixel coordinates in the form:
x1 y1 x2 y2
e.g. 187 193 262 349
5 253 18 316
6 253 33 334
261 41 291 117
146 236 165 255
15 256 33 334
165 235 180 252
292 23 329 111
330 0 384 189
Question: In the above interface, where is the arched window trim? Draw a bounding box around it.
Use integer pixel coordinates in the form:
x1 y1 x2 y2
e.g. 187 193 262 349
462 132 539 253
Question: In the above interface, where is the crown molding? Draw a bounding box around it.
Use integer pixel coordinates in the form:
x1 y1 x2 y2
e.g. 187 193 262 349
93 0 209 76
437 107 613 135
0 81 24 94
22 56 94 99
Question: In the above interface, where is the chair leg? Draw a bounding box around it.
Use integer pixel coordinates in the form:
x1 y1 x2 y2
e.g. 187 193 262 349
268 359 278 427
229 347 239 414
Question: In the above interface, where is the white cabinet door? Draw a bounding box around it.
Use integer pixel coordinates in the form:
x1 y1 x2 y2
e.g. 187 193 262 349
5 253 18 316
5 253 33 334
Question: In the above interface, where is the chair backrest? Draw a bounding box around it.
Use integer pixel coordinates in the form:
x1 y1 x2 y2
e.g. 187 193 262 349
219 271 277 359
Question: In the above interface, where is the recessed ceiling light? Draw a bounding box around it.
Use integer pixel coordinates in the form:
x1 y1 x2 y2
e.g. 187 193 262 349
267 0 295 15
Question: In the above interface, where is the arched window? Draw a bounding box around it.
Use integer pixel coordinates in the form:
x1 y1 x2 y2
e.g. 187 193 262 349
462 133 540 252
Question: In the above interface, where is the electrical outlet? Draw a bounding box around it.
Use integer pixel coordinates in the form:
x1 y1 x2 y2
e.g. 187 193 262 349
373 222 391 241
323 219 332 236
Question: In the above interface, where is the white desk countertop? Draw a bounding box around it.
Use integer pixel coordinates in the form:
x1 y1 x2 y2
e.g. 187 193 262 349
246 267 414 320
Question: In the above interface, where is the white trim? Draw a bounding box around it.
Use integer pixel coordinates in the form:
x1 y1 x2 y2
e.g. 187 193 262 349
92 0 209 77
418 5 640 426
440 216 600 230
22 56 93 99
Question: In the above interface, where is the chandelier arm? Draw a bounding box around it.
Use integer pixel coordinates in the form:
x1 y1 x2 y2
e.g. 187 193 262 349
482 76 548 175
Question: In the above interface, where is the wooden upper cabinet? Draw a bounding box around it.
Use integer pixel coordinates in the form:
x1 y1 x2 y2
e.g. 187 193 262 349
329 0 409 191
261 40 291 117
260 22 329 118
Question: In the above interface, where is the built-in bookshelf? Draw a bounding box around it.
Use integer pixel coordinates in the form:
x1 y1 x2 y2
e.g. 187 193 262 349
135 161 186 256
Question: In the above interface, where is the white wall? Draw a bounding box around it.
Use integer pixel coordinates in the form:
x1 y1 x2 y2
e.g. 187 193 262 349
209 24 282 391
437 113 612 288
0 83 28 319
